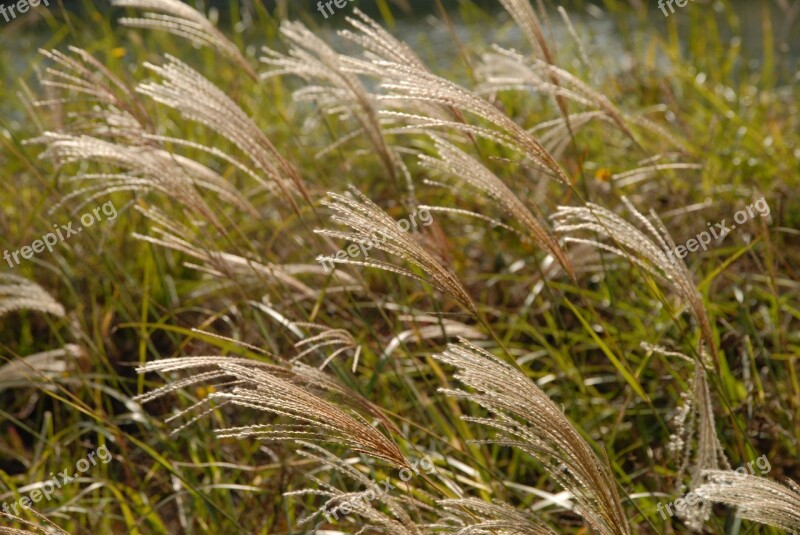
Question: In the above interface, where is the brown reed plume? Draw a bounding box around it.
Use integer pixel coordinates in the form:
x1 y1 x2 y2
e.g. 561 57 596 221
434 339 630 535
136 355 407 468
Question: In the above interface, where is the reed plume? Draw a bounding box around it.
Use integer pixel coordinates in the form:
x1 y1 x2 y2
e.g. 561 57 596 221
434 339 630 535
35 133 251 228
639 343 730 530
0 274 65 318
292 323 362 371
316 185 477 314
112 0 256 79
261 19 412 198
672 364 730 529
477 47 690 152
36 47 150 127
0 508 69 534
136 356 407 467
420 138 574 278
286 443 430 533
361 57 570 184
696 472 800 533
382 314 485 360
552 197 717 364
0 345 81 389
497 0 575 129
341 8 427 69
436 497 558 534
33 47 262 228
138 55 309 211
132 205 328 300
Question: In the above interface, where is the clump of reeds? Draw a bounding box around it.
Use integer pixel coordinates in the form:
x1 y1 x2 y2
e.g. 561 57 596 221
14 0 795 534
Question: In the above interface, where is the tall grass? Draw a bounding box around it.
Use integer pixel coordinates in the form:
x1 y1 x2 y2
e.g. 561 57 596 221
1 0 798 533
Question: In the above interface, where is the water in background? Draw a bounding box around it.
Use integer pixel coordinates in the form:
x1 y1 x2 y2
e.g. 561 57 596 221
0 1 797 126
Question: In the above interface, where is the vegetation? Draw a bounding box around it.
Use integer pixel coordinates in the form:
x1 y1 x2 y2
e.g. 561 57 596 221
0 0 798 533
